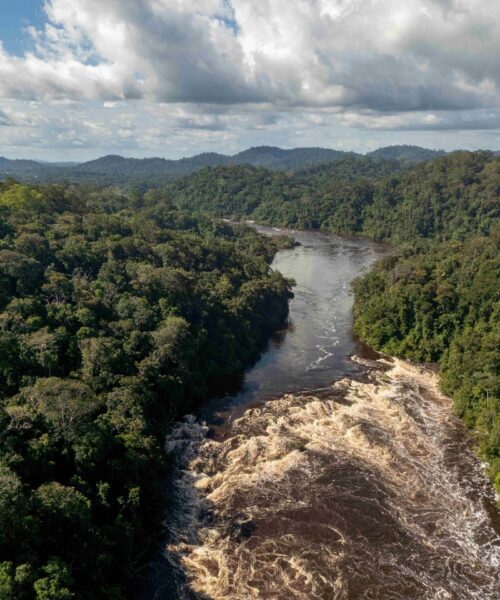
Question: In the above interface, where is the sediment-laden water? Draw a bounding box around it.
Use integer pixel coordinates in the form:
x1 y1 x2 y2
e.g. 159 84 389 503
159 228 499 599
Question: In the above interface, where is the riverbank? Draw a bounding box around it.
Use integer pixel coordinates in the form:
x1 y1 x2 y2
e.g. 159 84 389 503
166 151 499 505
352 234 500 500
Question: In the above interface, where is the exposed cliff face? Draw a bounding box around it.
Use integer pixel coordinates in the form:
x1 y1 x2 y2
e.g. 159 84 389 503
165 358 500 600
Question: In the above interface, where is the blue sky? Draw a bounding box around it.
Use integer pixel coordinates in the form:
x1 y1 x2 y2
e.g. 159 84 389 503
0 1 44 55
0 0 499 161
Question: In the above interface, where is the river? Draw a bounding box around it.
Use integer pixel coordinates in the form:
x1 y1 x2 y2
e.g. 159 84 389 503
154 226 499 599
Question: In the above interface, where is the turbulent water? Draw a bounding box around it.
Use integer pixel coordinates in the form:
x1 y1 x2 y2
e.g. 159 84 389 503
157 228 499 600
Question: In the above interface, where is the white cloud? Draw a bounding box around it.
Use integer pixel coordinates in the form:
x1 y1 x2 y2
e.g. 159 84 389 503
1 0 500 111
0 109 10 126
340 108 500 131
1 97 496 162
1 0 500 159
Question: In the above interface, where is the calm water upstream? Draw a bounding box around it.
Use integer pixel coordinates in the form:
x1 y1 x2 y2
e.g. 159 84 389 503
152 227 499 599
197 226 388 424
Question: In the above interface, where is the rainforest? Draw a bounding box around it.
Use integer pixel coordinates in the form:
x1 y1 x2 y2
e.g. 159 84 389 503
0 149 498 599
0 181 293 598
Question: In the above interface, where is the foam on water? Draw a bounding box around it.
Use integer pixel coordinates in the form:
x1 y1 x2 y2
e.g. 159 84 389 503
151 229 498 599
165 358 499 599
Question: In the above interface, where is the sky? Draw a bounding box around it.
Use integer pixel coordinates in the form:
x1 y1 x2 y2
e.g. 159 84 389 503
0 0 500 161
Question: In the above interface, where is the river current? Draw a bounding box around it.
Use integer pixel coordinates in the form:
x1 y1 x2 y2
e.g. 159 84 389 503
155 227 499 599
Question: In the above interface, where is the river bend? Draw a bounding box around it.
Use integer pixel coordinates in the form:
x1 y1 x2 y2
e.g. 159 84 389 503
159 227 499 600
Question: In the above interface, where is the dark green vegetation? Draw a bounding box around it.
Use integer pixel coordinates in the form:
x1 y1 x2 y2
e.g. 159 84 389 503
353 233 499 491
70 147 351 184
161 150 500 497
0 146 349 184
163 151 496 237
165 155 407 230
0 181 292 598
366 144 446 162
0 144 443 185
0 148 497 598
349 152 499 496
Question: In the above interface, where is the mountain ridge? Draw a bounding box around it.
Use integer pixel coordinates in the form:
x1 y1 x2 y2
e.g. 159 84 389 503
0 144 458 183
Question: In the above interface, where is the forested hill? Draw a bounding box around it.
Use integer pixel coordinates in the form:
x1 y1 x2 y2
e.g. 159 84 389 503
165 155 407 230
0 146 351 184
165 150 500 498
0 149 498 598
0 181 293 598
166 151 498 241
366 144 446 162
0 144 445 184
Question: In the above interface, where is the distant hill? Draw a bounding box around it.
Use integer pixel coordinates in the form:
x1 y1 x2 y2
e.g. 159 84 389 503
366 145 446 162
0 146 353 184
0 157 56 176
231 146 351 169
72 146 351 180
0 145 453 184
73 152 231 180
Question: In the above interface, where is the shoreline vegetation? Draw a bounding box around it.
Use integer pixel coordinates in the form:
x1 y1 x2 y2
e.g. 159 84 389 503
0 148 497 598
352 234 499 499
0 182 293 599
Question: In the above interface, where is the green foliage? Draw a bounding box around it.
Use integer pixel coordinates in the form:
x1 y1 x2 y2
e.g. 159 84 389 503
1 148 497 595
21 378 100 441
0 463 28 549
0 146 354 185
0 561 35 600
353 231 499 496
33 561 74 600
366 144 446 162
164 156 405 229
164 151 498 244
0 182 292 598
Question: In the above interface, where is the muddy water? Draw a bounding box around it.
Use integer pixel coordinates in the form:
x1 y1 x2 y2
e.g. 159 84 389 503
197 227 388 424
160 228 499 599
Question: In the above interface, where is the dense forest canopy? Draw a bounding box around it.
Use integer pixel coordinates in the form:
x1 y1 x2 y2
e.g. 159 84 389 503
0 146 351 184
0 149 498 598
0 180 293 598
353 232 499 492
165 155 407 230
163 151 498 242
365 144 446 162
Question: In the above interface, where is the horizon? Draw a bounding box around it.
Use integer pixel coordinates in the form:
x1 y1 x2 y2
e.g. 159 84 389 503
2 139 498 166
1 143 496 165
1 1 500 161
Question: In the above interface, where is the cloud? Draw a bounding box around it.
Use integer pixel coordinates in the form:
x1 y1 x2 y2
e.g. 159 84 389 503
0 99 273 156
1 96 498 162
0 104 39 128
1 0 500 160
340 108 500 131
0 0 499 114
0 109 11 126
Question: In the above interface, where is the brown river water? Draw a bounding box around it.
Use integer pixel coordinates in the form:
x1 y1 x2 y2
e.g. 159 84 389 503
150 227 500 599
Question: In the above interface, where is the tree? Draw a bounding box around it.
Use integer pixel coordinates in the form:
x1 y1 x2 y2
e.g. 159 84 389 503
23 378 100 442
34 560 74 600
0 251 43 295
0 463 27 550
